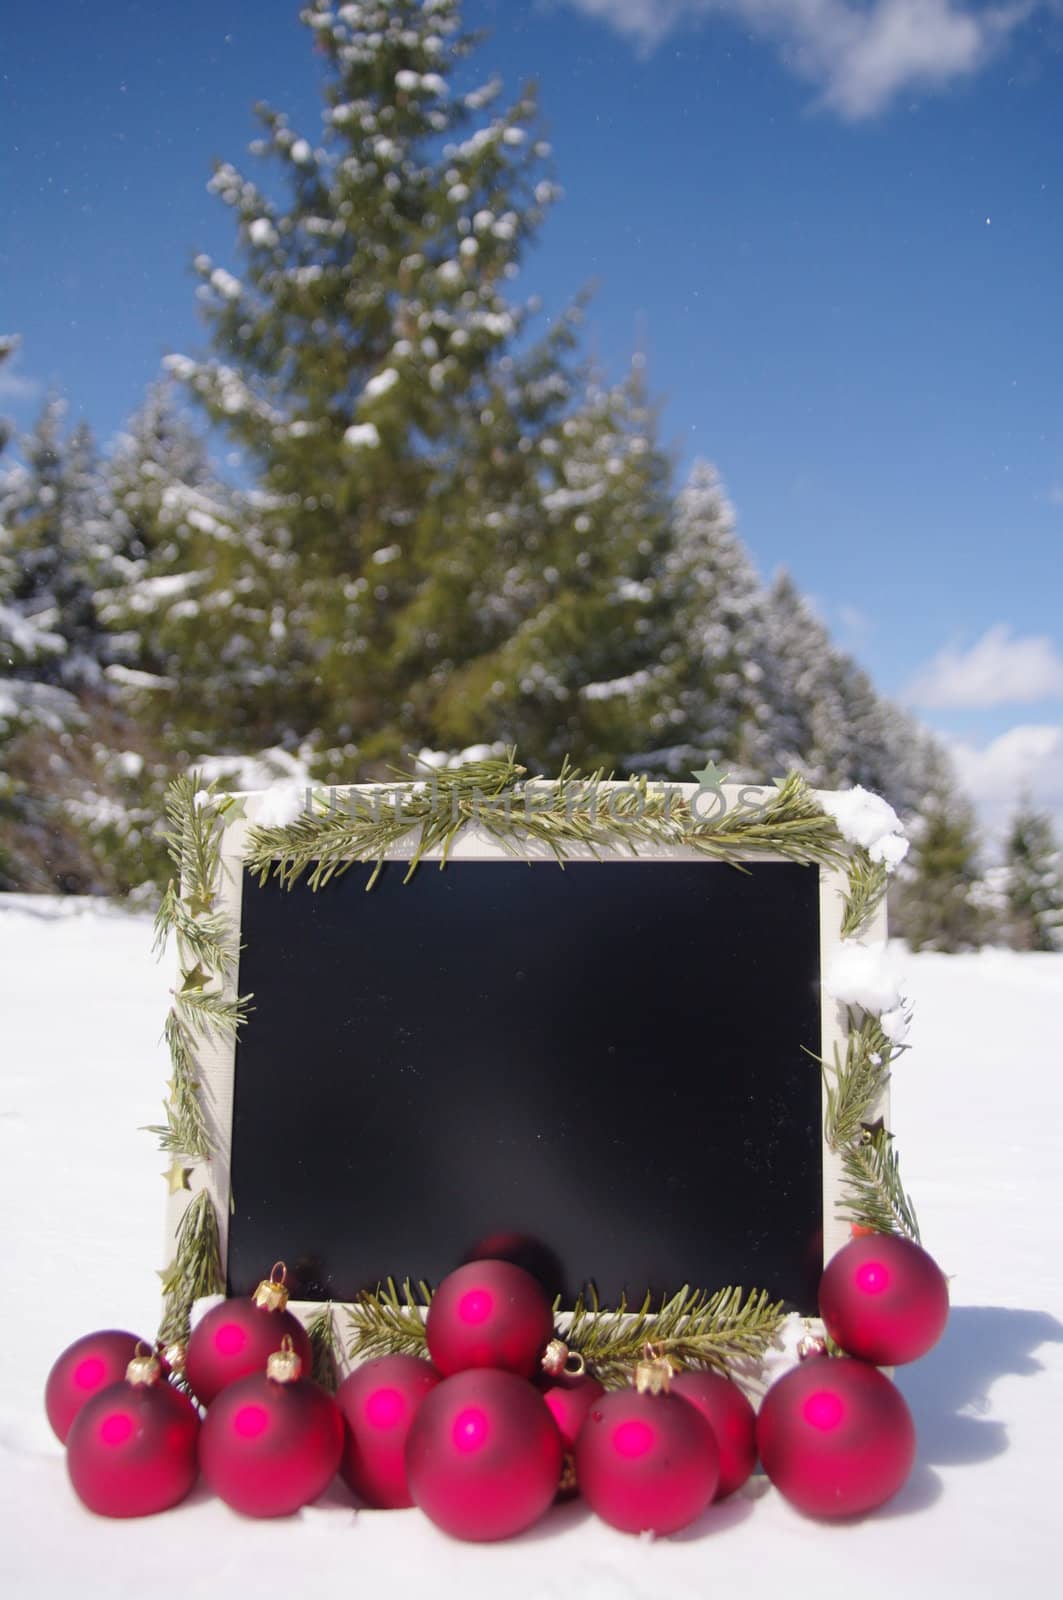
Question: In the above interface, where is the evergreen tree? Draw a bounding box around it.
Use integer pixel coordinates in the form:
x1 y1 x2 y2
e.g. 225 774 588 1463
889 751 986 951
760 569 935 814
99 381 295 753
0 398 111 694
1003 802 1063 951
167 0 679 777
640 459 776 776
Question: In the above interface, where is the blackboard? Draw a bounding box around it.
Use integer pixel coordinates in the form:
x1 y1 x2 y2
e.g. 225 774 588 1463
227 858 824 1313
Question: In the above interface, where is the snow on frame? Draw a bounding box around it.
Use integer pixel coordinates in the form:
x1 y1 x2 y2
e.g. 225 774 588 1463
816 784 909 869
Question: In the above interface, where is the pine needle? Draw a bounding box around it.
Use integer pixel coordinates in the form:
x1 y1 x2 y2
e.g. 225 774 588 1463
840 848 889 938
306 1303 341 1392
562 1283 787 1389
157 1190 223 1345
346 1279 432 1362
243 755 847 889
839 1130 922 1242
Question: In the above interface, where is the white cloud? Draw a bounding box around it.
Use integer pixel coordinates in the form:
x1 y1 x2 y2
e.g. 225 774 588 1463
562 0 1031 119
0 353 40 402
1047 484 1063 506
948 723 1063 836
907 625 1063 709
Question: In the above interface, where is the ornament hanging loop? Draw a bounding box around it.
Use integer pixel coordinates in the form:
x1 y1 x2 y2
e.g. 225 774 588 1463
266 1333 303 1385
125 1344 163 1387
254 1261 291 1312
541 1338 587 1380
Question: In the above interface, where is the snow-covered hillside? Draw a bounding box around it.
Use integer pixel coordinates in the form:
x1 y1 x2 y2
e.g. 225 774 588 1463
2 898 1060 1597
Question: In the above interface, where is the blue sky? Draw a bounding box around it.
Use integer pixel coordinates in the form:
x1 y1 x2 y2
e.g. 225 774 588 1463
2 0 1061 829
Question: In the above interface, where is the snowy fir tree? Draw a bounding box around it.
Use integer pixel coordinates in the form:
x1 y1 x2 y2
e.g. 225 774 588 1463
165 0 689 777
1002 802 1063 952
639 459 777 776
99 380 295 756
889 749 987 952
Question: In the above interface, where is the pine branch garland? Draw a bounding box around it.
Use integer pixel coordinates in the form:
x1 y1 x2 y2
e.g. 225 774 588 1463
306 1302 341 1393
153 880 234 975
346 1279 432 1361
244 756 847 891
145 1012 212 1159
839 1130 922 1242
343 1277 785 1386
821 1013 893 1149
819 1010 921 1242
174 985 253 1039
158 1189 224 1344
561 1284 787 1389
840 848 889 938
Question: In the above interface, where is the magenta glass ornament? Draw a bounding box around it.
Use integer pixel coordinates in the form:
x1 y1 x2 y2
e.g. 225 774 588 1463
199 1365 344 1517
541 1371 605 1450
185 1275 312 1405
45 1329 143 1443
575 1389 720 1536
757 1355 916 1518
65 1361 200 1517
405 1369 562 1541
424 1259 555 1378
336 1354 441 1508
819 1233 949 1366
541 1371 605 1498
671 1369 758 1498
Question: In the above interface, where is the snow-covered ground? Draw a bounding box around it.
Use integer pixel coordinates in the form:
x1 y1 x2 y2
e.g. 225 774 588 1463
2 896 1061 1597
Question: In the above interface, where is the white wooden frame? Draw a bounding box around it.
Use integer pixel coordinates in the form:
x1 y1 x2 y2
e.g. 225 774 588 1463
165 781 886 1378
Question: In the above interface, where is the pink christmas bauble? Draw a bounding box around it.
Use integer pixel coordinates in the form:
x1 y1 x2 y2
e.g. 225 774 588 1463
66 1368 199 1517
540 1370 606 1498
541 1371 606 1451
405 1369 562 1541
336 1354 441 1507
756 1355 916 1518
818 1234 949 1366
200 1368 344 1517
671 1369 758 1498
575 1388 720 1536
186 1296 312 1405
45 1329 143 1443
424 1259 555 1378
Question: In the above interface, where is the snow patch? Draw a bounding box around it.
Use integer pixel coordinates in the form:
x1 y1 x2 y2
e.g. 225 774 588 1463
248 217 278 248
209 269 242 301
248 786 306 829
363 367 399 400
824 939 906 1017
817 785 909 869
343 422 381 450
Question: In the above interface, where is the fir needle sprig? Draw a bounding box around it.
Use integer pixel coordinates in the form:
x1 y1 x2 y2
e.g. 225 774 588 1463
840 847 890 939
561 1284 787 1389
152 773 249 1344
306 1302 341 1393
243 751 847 890
158 1189 224 1345
818 1008 921 1242
346 1278 432 1361
838 1128 921 1242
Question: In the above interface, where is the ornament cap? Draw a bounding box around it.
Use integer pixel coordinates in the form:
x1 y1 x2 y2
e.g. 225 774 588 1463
541 1338 586 1379
266 1335 303 1385
125 1344 163 1388
634 1344 677 1396
797 1332 828 1362
254 1261 291 1312
160 1339 187 1376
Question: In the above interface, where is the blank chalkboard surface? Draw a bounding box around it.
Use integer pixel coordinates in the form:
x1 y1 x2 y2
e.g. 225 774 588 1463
228 859 823 1312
